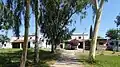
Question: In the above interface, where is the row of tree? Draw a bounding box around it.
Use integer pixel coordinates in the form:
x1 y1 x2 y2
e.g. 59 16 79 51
0 0 109 66
106 29 120 39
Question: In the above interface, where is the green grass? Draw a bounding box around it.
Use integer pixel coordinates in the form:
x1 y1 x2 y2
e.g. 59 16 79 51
78 51 120 67
94 55 120 67
0 48 60 67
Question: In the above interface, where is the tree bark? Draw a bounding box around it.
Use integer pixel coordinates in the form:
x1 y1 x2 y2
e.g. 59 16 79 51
34 0 39 65
51 44 54 53
55 44 57 49
89 0 104 62
90 25 93 39
20 0 30 67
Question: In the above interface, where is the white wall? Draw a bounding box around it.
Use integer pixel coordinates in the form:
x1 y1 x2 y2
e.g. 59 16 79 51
4 42 12 48
0 42 3 48
6 33 89 49
0 42 12 48
71 36 89 40
71 33 89 40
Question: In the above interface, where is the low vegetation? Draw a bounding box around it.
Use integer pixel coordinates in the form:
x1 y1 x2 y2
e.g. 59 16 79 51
0 49 60 67
78 51 120 67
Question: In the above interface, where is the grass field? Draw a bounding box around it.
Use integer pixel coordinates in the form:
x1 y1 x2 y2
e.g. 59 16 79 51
78 51 120 67
1 49 120 67
0 48 60 67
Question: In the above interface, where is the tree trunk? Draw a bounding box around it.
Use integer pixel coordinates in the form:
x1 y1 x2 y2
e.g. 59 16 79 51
20 0 30 67
55 44 57 49
89 0 104 62
34 0 39 65
89 25 93 39
51 44 55 53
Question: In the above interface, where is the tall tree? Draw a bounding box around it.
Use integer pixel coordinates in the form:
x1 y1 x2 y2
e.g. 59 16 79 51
31 0 42 64
1 0 30 66
89 0 107 62
20 0 30 67
34 0 40 65
40 0 89 53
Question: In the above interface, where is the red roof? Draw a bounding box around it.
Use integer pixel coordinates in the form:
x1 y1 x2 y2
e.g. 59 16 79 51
69 39 81 46
11 39 35 43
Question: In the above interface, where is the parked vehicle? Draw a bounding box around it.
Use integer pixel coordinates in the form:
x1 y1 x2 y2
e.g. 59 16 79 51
107 40 120 51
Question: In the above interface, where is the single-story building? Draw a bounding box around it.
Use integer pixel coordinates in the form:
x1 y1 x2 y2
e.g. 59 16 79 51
0 35 51 49
61 38 108 50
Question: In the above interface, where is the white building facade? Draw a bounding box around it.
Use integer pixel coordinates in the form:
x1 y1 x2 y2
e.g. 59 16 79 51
0 33 89 49
0 35 51 49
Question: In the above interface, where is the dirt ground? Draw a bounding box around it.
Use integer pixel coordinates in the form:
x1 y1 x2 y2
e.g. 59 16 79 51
51 49 84 67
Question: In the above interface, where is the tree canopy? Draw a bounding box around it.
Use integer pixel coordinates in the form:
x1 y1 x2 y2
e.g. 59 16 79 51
0 1 14 30
0 0 24 37
0 35 10 41
106 29 120 39
39 0 89 50
115 14 120 27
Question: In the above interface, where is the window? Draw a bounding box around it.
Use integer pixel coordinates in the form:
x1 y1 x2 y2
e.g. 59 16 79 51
110 42 114 45
30 37 32 39
99 42 103 45
79 37 81 39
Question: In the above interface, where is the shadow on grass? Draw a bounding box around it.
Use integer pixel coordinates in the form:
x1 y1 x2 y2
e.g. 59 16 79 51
0 49 61 67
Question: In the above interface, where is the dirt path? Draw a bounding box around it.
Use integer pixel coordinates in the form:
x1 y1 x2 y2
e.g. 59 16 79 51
51 49 84 67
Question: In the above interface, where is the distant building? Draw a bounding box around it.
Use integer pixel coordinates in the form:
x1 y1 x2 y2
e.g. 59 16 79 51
67 33 89 41
0 35 51 49
10 35 35 49
62 33 108 50
0 33 90 49
107 39 120 51
61 33 89 49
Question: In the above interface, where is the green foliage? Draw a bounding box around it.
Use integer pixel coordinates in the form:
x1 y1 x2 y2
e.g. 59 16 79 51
0 35 10 42
85 55 120 67
79 52 120 67
106 29 120 39
0 1 14 30
40 0 89 46
0 34 10 45
94 55 120 67
6 0 26 37
0 49 60 67
0 0 24 37
115 14 120 27
97 36 103 39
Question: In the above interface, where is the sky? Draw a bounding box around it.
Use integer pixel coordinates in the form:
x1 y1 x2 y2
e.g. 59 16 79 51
71 0 120 38
1 0 120 38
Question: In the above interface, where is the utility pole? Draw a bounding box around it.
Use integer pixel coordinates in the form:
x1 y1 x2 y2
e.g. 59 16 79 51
83 32 85 53
83 28 86 53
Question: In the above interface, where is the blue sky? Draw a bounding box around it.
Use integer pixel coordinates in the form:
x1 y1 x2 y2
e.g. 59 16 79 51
1 0 120 38
71 0 120 38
